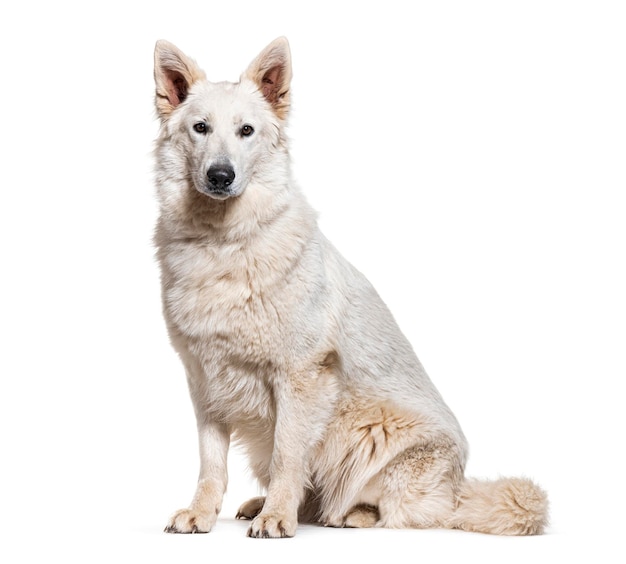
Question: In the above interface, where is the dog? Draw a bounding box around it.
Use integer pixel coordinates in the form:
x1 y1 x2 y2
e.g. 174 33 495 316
153 37 548 538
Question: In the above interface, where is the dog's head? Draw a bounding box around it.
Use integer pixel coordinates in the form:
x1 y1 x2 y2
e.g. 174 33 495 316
154 38 292 201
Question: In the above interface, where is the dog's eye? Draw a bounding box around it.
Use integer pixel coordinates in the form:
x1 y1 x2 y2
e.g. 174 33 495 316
193 122 208 134
240 124 254 137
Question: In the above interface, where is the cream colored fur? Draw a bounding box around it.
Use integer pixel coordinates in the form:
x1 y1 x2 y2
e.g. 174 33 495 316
153 37 548 538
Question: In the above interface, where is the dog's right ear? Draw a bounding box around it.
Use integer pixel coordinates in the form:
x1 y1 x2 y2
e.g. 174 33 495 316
154 40 205 119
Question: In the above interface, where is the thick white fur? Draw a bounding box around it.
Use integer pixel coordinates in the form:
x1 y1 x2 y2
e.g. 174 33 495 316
153 37 548 538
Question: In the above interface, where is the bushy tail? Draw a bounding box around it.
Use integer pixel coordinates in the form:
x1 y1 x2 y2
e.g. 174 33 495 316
449 477 549 535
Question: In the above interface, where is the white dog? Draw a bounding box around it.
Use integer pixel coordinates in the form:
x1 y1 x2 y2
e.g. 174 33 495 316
153 37 548 538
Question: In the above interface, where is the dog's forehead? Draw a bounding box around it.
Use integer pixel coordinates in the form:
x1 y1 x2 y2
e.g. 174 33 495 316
187 80 265 118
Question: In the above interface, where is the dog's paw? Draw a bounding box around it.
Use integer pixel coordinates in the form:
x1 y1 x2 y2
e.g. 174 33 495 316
236 496 265 520
164 508 215 534
343 505 379 528
323 504 379 528
246 511 297 538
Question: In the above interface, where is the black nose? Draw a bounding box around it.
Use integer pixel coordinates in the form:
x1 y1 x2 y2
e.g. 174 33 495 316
207 164 235 191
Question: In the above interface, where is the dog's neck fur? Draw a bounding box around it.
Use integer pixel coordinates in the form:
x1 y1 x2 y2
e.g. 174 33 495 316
154 172 319 307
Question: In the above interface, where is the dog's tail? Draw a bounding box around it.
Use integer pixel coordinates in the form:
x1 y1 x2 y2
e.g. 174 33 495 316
449 476 549 535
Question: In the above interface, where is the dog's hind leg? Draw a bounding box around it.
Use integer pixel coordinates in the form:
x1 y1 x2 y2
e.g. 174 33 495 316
372 442 462 529
321 439 463 530
314 399 462 528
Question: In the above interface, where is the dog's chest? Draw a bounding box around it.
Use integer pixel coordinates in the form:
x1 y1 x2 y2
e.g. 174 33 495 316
161 239 312 423
162 239 297 366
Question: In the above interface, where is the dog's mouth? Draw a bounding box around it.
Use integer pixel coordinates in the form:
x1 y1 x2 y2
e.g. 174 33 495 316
202 186 235 200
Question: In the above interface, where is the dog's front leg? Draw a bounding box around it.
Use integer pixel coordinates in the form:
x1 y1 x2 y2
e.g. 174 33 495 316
247 373 325 539
165 419 230 534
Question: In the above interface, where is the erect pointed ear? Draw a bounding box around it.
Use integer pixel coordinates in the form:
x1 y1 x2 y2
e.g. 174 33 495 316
154 40 206 119
242 37 292 120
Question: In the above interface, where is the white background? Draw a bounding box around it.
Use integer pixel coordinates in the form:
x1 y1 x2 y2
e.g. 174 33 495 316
1 1 624 562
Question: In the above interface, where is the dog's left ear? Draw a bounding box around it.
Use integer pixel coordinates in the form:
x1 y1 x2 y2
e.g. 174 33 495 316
243 37 292 120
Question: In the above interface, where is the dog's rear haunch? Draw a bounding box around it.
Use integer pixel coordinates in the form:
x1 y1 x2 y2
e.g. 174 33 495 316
153 37 548 538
